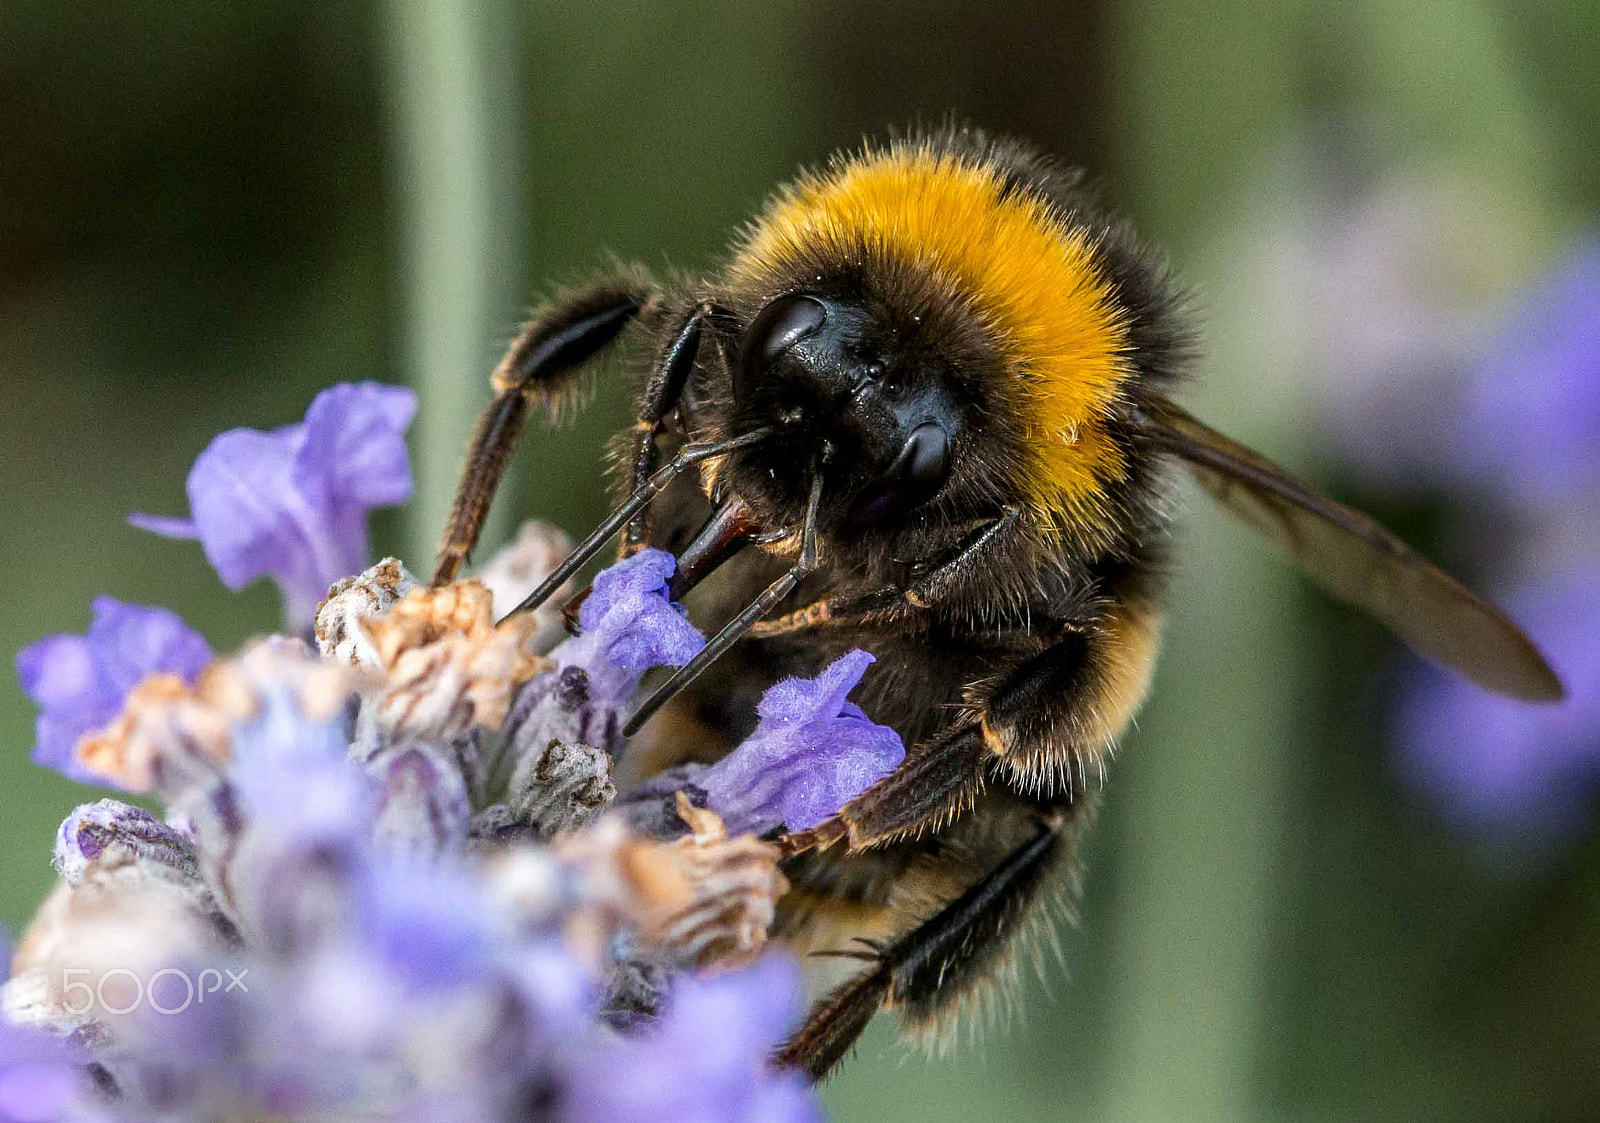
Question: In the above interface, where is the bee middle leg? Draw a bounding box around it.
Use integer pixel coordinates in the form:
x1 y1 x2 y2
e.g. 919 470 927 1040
785 599 1159 852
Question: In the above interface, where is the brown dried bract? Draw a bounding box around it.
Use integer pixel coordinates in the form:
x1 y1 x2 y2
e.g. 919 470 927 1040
360 581 551 741
72 639 354 792
650 794 789 970
567 796 788 972
75 673 230 792
315 557 417 667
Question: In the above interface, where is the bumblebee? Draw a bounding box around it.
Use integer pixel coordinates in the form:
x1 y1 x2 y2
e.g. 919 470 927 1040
432 125 1562 1080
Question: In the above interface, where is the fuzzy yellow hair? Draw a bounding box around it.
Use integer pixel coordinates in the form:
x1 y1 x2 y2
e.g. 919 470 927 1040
730 142 1134 538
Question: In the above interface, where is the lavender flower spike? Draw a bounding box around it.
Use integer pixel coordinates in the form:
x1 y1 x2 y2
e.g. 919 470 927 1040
15 597 212 784
645 650 904 836
131 382 417 628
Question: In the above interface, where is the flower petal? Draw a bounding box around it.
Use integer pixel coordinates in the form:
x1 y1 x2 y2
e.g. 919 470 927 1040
86 596 213 697
639 650 905 835
177 424 310 590
756 647 875 725
579 548 704 671
296 382 417 509
131 382 417 628
14 599 211 783
15 634 103 714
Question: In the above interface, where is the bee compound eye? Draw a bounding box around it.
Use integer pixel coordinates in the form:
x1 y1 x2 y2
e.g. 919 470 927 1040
735 295 827 405
850 421 952 525
897 421 951 491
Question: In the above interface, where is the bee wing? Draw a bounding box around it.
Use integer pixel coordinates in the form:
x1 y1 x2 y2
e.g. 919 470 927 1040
1133 396 1563 701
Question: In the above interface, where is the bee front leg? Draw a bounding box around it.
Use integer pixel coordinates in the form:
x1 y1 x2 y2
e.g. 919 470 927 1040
620 300 715 554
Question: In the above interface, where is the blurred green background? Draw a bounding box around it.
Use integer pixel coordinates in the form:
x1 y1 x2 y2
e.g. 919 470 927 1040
3 2 1597 1120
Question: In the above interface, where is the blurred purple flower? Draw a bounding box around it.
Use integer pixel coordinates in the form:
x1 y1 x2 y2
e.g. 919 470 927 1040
1395 578 1600 847
0 1022 89 1123
14 598 212 784
1458 237 1600 508
216 690 379 957
0 929 94 1123
637 650 904 836
353 858 505 994
564 955 818 1123
131 382 417 629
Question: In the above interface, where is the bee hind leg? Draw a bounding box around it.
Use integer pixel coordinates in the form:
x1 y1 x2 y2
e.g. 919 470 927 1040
776 812 1070 1082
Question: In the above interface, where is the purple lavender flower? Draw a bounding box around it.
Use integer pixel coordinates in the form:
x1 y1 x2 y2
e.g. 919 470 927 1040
700 649 902 833
637 650 904 836
564 955 819 1123
566 549 704 706
7 378 838 1120
130 382 417 628
504 549 703 756
1458 237 1600 508
14 598 212 784
1394 577 1600 847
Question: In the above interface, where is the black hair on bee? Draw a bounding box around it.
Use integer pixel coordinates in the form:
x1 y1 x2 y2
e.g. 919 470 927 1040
432 123 1562 1081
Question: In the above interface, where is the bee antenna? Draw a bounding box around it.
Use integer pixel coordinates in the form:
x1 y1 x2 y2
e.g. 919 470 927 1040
622 467 824 738
496 427 775 625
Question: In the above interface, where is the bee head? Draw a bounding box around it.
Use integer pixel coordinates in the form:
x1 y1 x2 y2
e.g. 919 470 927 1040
727 292 967 531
